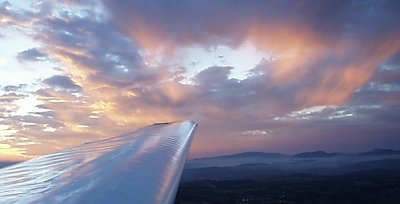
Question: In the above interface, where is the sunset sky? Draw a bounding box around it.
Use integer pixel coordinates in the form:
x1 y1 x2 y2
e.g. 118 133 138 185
1 0 400 161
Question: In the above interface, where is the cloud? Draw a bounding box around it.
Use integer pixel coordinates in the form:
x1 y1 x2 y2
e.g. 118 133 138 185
31 11 161 88
0 93 27 103
102 1 400 49
102 0 400 106
43 75 81 91
195 66 233 86
2 84 27 92
1 0 400 159
17 48 48 62
0 1 32 27
99 0 400 156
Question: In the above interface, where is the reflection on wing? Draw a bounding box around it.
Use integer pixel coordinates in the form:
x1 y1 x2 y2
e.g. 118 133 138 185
0 121 197 204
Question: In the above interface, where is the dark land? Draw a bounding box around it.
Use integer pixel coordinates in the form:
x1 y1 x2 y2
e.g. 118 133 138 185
2 149 400 203
175 149 400 204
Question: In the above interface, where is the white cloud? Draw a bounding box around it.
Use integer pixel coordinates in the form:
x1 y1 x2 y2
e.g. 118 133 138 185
274 106 334 121
181 42 269 82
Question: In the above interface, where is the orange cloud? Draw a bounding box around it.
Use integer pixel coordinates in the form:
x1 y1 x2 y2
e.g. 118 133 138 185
298 37 400 106
246 23 327 82
124 17 181 62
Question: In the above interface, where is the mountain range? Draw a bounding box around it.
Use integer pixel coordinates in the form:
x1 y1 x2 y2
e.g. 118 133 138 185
195 148 400 160
182 148 400 181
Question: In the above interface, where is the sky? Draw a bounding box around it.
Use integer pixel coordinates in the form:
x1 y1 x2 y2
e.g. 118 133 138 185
0 0 400 161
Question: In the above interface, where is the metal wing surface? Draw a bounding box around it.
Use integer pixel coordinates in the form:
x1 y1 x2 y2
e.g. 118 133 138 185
0 121 197 204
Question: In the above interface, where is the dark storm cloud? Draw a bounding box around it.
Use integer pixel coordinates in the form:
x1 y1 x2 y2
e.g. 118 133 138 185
43 75 81 91
17 48 48 62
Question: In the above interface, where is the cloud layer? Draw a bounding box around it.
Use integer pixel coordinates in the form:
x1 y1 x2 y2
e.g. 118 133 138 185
1 0 400 160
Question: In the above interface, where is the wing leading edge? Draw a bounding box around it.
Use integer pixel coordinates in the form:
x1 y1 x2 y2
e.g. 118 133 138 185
0 121 197 204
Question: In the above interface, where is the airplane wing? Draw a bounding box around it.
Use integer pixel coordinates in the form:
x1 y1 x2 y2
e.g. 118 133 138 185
0 121 197 204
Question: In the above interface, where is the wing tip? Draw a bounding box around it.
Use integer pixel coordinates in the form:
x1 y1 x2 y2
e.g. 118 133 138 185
152 120 197 126
152 122 174 125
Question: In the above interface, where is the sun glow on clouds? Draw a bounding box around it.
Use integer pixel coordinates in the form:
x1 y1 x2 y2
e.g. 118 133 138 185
0 143 27 161
0 56 6 66
0 125 17 138
0 125 27 161
140 41 268 83
182 42 269 81
13 96 45 116
42 125 56 133
90 100 115 114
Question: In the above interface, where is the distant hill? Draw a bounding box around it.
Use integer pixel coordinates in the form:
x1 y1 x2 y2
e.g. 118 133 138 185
194 149 400 161
293 151 338 158
359 149 400 156
183 149 400 181
203 152 286 160
186 152 288 169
